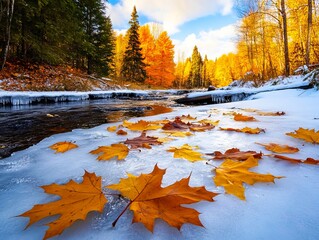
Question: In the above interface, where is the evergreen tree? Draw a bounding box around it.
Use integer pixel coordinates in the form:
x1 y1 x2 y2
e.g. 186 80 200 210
121 6 146 83
188 45 202 88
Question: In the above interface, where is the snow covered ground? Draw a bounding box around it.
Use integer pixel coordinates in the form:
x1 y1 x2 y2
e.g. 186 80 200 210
0 88 319 240
185 74 312 100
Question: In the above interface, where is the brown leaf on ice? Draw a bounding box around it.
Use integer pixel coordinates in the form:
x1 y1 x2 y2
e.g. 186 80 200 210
219 127 265 134
207 148 262 161
124 131 162 149
116 129 128 135
271 155 319 165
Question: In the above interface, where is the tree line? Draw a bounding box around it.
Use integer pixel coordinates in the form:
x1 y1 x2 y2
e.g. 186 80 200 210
0 0 114 76
1 1 319 89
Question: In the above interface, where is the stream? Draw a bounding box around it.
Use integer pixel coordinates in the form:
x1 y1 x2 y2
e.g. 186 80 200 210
0 97 181 159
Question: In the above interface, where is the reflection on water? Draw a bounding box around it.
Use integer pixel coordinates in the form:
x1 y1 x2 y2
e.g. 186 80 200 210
0 99 176 159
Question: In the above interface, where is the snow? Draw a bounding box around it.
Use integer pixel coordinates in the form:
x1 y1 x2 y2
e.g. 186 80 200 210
0 90 194 106
0 90 150 106
0 88 319 240
185 74 311 100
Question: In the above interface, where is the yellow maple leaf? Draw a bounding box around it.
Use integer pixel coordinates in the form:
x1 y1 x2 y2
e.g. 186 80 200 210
107 126 117 132
90 143 129 161
286 128 319 144
198 119 220 126
167 144 204 162
123 120 162 131
163 131 193 137
233 113 257 122
49 141 78 153
256 142 299 153
213 156 283 200
107 165 218 232
19 171 107 240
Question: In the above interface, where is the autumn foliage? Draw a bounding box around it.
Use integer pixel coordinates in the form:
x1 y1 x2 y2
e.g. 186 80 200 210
20 171 107 240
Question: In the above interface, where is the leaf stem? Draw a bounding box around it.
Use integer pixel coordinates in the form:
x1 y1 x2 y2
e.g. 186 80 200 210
112 200 133 227
206 161 218 169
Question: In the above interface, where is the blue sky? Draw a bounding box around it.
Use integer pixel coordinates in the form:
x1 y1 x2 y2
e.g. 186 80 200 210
106 0 238 61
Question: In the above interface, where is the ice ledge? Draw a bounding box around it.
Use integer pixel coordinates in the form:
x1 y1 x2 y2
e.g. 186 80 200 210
0 90 150 106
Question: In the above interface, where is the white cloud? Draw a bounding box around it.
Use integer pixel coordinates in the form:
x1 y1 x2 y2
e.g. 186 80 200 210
173 23 238 61
106 0 234 34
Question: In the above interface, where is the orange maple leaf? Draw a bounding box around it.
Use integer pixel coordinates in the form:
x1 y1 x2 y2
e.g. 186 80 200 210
19 171 107 240
233 113 257 122
90 143 129 161
49 141 78 153
256 142 299 153
107 126 117 132
107 165 218 232
219 127 265 134
208 148 262 161
213 156 283 200
286 128 319 144
123 120 162 131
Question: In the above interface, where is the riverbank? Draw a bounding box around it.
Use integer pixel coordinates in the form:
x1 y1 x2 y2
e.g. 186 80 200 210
0 87 318 239
0 89 192 106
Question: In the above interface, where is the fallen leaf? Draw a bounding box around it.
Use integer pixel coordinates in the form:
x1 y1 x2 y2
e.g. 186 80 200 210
167 144 204 162
241 109 285 116
213 156 283 200
116 129 128 135
124 132 162 149
90 143 129 161
198 119 220 126
156 137 174 143
107 164 218 232
49 141 78 153
20 171 107 240
219 127 265 134
162 117 190 131
271 155 319 165
189 124 215 132
257 111 285 116
107 126 117 132
180 114 197 123
123 120 162 131
207 148 262 161
162 131 194 137
286 128 319 144
233 113 257 122
256 142 299 153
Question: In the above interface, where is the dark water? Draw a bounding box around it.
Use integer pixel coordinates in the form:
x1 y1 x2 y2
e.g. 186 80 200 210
0 98 179 159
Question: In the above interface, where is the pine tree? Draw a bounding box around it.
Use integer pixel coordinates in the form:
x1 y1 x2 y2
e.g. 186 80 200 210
188 46 202 88
121 6 146 83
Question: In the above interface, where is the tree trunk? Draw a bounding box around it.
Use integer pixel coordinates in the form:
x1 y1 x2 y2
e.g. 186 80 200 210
281 0 290 76
306 0 312 66
0 0 15 70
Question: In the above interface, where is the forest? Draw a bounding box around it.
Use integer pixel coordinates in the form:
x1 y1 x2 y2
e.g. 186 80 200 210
0 0 318 89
